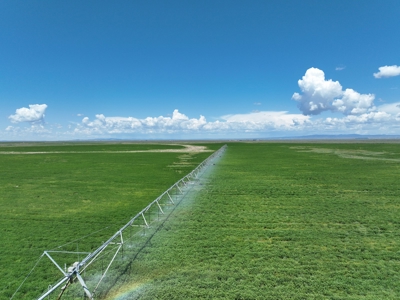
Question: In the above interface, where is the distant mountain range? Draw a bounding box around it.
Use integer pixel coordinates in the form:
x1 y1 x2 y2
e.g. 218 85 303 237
267 134 400 140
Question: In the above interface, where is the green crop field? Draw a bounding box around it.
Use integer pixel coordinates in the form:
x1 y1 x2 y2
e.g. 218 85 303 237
108 142 400 299
0 142 222 299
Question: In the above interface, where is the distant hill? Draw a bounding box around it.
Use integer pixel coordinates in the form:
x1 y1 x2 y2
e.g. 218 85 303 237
268 134 400 140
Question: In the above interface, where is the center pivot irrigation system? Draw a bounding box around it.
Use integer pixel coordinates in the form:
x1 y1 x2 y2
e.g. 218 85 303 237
11 145 226 300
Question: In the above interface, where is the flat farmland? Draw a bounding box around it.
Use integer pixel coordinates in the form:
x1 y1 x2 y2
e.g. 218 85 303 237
0 142 221 299
113 142 400 299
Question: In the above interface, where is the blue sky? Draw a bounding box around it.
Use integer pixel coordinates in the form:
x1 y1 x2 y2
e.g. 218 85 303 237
1 0 400 140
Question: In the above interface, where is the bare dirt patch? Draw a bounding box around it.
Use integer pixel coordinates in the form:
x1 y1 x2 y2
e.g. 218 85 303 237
0 144 212 155
291 146 400 162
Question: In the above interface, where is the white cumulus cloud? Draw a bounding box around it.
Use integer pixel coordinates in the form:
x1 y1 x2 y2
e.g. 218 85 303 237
373 65 400 78
292 68 375 115
9 104 47 123
332 89 375 115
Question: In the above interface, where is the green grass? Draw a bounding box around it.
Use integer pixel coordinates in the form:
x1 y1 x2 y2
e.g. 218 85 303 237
0 142 221 299
115 142 400 299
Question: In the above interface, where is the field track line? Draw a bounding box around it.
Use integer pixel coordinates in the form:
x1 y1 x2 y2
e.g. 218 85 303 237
0 144 213 154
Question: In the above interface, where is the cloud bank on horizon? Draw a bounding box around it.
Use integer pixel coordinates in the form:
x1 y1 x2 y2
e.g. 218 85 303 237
3 66 400 140
75 109 310 136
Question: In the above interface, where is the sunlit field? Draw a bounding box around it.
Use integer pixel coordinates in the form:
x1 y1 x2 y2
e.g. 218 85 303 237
111 142 400 299
0 142 222 299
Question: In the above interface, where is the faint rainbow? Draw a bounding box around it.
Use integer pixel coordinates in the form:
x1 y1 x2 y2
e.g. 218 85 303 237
108 281 149 300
